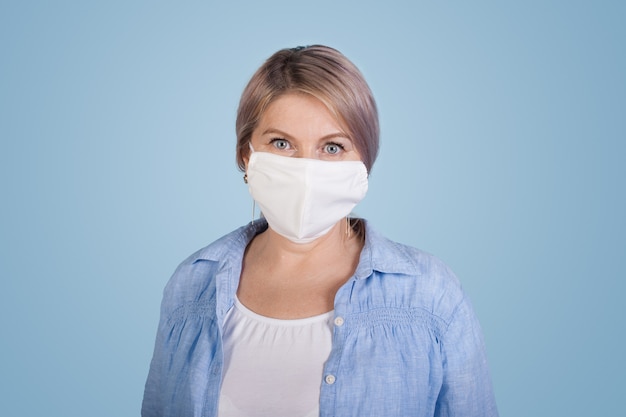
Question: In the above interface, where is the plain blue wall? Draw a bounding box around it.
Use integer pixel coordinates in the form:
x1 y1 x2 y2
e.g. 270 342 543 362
1 1 624 416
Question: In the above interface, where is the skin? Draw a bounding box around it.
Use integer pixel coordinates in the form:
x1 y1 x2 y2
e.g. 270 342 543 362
238 93 365 319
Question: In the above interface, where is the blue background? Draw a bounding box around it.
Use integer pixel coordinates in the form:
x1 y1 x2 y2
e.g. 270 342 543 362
1 1 624 416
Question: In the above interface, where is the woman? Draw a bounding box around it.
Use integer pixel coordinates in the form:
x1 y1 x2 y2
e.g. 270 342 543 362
142 45 498 417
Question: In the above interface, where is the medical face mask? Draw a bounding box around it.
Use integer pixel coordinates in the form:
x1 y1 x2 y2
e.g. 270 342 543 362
246 151 369 244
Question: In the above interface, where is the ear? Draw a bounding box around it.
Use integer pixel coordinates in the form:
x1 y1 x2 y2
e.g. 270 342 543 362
242 152 250 184
241 141 254 171
239 141 251 172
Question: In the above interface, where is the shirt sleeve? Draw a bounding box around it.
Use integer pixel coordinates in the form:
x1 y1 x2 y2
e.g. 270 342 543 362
141 297 213 417
141 259 222 417
141 297 171 417
435 294 499 417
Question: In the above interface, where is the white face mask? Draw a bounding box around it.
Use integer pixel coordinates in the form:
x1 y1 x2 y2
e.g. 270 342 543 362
246 151 369 244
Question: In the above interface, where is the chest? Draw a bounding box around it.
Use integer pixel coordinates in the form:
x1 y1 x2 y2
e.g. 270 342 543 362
236 262 350 319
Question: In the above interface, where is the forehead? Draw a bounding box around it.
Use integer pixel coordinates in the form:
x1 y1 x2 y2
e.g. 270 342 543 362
256 93 349 137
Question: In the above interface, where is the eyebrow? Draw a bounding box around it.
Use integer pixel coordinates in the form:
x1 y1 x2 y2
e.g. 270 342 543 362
261 128 351 141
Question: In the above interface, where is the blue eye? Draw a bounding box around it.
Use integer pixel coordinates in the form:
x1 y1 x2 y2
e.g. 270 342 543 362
324 143 343 154
271 138 290 150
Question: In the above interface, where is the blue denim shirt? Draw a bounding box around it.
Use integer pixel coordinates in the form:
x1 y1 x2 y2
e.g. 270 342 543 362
142 220 498 417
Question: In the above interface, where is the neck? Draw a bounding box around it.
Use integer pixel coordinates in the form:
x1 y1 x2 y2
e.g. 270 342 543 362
248 219 360 268
238 218 364 318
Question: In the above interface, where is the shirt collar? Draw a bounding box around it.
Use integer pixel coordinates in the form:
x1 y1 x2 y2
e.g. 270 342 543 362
190 220 268 265
354 220 423 279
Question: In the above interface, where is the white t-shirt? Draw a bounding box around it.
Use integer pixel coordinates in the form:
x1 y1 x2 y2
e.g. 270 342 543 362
218 297 334 417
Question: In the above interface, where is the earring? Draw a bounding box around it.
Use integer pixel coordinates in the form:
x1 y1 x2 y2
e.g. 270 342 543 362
243 174 248 184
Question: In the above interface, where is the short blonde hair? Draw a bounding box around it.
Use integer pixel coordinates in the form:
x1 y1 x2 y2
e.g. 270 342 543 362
236 45 379 172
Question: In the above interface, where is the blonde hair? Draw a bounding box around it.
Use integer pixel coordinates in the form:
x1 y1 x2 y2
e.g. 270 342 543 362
236 45 379 172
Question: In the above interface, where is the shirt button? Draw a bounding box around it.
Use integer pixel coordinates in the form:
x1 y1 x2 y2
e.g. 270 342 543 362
325 374 336 385
334 316 344 326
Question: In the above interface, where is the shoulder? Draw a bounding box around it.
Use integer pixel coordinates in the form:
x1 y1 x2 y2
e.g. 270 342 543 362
360 221 466 326
160 221 267 312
